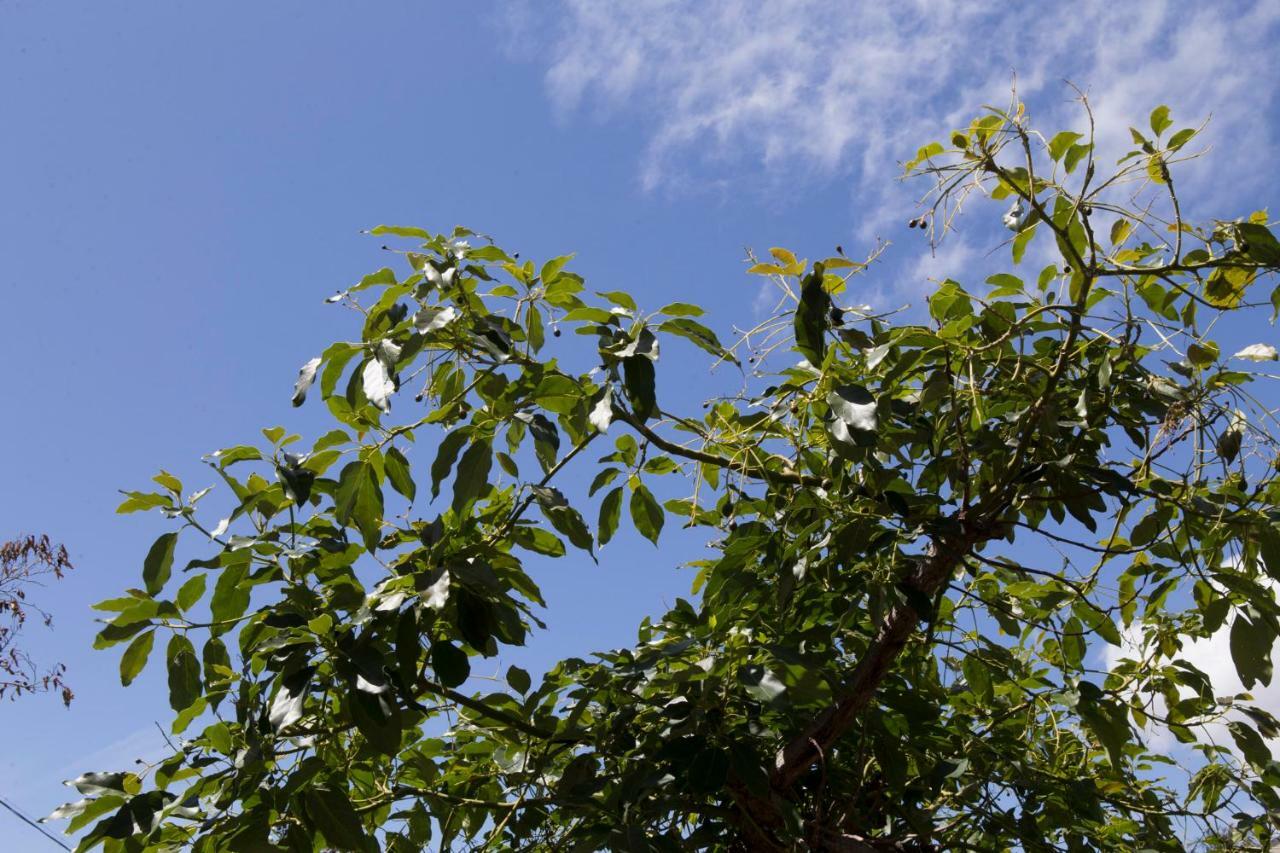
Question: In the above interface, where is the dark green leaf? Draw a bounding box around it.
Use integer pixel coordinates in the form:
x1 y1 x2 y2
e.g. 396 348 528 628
384 446 416 502
430 429 470 499
506 665 531 694
599 486 624 545
1239 222 1280 265
451 439 493 514
532 486 594 553
657 318 736 364
622 356 657 422
528 413 560 472
629 484 664 545
431 641 470 688
142 532 178 596
166 634 201 712
119 630 155 687
512 525 566 557
349 687 402 757
794 266 830 366
1228 720 1272 770
304 786 375 852
1075 682 1130 768
209 559 250 635
336 461 384 551
1231 613 1274 689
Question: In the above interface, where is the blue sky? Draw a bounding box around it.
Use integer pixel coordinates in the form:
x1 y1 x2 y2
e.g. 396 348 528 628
2 0 1279 842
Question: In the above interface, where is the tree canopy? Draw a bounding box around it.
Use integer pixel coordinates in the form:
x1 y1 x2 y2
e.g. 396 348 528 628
51 96 1280 850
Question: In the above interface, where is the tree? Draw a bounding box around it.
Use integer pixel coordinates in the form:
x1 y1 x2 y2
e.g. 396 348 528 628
50 95 1280 850
1 534 74 706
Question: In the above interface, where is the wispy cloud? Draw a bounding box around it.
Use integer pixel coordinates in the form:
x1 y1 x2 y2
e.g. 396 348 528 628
514 0 1279 240
1105 619 1280 759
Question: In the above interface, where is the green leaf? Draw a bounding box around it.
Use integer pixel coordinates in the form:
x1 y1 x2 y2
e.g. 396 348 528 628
384 446 416 502
1257 525 1280 581
532 486 594 553
1110 219 1132 246
1012 223 1037 264
142 532 178 596
658 302 705 317
94 615 152 650
1168 127 1196 151
962 655 992 703
794 266 830 366
598 486 623 545
622 356 657 422
369 224 431 239
1048 131 1083 162
304 787 375 852
534 374 584 415
629 484 664 545
1231 613 1274 689
985 273 1022 292
166 634 202 712
451 439 493 514
212 444 263 468
512 525 566 557
430 429 470 499
828 385 878 433
1228 720 1272 771
1186 340 1219 367
528 413 560 472
349 687 402 757
1075 682 1130 768
598 290 638 311
657 318 736 364
153 470 182 494
209 559 250 635
431 641 470 688
1150 105 1172 137
176 574 207 611
116 491 171 514
1238 222 1280 265
506 665 531 694
336 461 384 551
319 343 360 399
119 630 155 687
1063 143 1091 175
540 253 575 284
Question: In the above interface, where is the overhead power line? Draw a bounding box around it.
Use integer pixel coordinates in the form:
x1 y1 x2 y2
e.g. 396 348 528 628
0 793 71 851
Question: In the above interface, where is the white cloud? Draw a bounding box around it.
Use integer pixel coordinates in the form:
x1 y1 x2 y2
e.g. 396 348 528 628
1105 614 1280 757
516 0 1280 242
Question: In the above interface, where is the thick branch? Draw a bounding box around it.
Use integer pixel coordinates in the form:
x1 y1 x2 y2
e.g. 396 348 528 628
769 526 982 793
